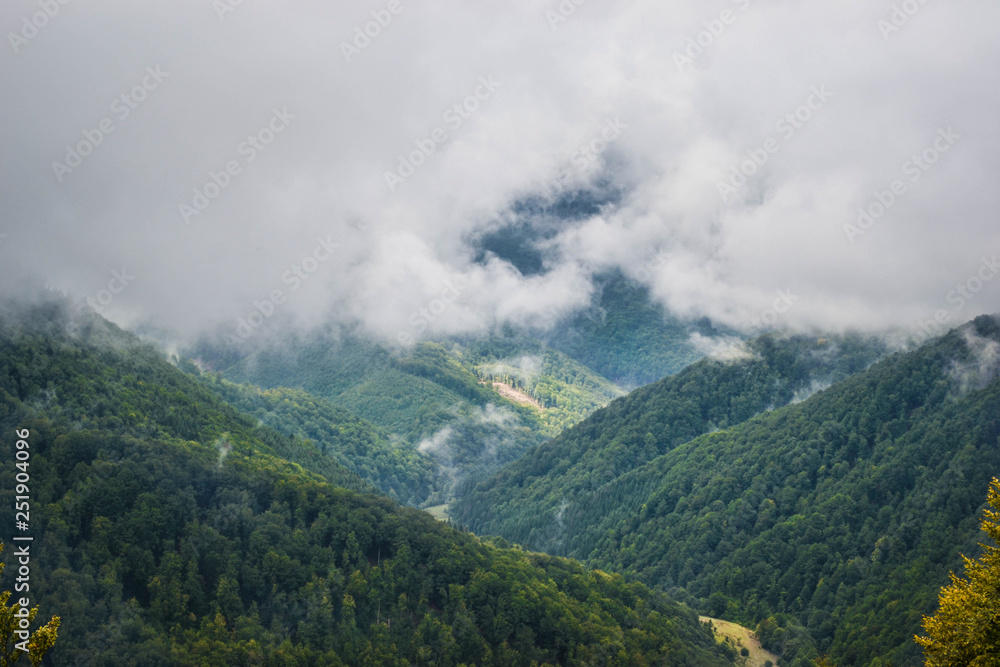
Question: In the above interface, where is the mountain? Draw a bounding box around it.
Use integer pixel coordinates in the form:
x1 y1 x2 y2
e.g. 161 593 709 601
459 328 626 435
545 271 715 389
452 333 888 551
193 375 439 506
470 191 715 388
213 330 625 502
187 265 730 506
457 316 1000 666
0 298 737 665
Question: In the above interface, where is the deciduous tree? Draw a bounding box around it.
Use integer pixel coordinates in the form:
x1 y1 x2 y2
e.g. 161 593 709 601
916 478 1000 666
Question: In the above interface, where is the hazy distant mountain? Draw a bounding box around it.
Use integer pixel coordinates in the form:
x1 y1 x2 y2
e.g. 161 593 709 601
545 271 721 388
211 327 628 504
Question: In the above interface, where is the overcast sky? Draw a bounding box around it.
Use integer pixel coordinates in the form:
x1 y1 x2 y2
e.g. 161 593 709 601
2 0 998 346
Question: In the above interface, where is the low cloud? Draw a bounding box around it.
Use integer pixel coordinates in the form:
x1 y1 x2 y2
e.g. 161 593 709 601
1 0 998 346
689 333 755 362
418 426 454 456
949 327 1000 395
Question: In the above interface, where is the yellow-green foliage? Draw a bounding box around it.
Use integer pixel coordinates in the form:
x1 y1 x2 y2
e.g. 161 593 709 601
916 478 1000 666
0 544 59 667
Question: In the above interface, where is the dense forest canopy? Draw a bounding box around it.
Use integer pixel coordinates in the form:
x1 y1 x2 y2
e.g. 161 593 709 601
195 376 439 507
0 299 737 665
457 317 1000 666
453 333 888 551
215 330 630 504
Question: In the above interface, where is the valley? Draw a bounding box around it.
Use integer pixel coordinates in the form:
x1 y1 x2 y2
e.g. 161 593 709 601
7 2 996 664
2 295 998 666
0 299 736 666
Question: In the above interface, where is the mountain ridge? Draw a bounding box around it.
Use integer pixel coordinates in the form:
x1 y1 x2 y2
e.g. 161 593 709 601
455 316 1000 665
0 297 738 665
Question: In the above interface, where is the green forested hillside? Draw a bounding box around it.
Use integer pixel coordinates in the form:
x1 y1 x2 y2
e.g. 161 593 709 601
0 300 737 665
221 334 624 441
219 334 461 442
195 375 439 506
453 333 887 553
463 329 626 434
204 279 720 509
460 316 1000 666
219 336 553 504
217 332 626 504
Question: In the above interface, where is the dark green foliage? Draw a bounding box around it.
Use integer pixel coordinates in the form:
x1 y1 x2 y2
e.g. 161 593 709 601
393 342 503 406
220 335 553 503
459 317 1000 665
196 377 439 506
221 334 532 443
0 299 737 665
217 330 626 506
0 305 369 494
220 331 392 400
453 333 887 554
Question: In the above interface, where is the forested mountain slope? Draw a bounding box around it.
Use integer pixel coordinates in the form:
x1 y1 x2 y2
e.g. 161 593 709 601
219 333 622 441
194 375 439 506
461 329 626 435
217 331 624 501
0 299 737 665
452 333 887 551
196 271 724 506
462 316 1000 666
219 334 489 443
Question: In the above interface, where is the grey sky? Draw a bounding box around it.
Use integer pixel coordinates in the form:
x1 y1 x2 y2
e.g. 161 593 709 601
2 0 998 345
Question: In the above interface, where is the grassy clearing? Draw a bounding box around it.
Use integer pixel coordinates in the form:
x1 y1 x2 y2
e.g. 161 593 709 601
700 616 781 667
425 504 450 521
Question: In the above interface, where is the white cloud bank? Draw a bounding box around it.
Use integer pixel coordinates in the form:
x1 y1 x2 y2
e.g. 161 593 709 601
1 0 998 345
